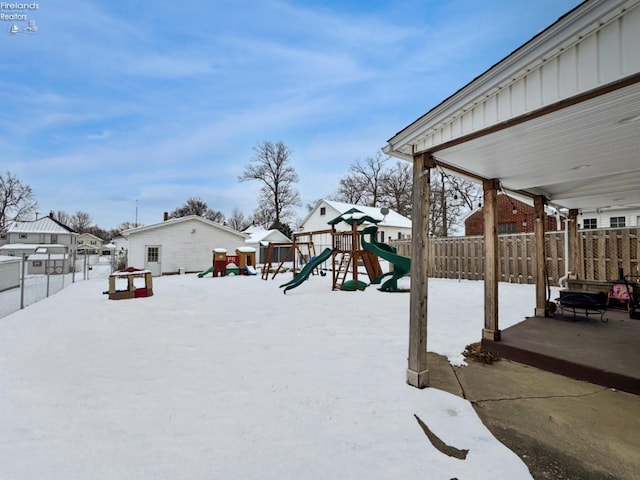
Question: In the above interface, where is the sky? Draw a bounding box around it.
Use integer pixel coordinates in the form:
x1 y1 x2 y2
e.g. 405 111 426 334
0 267 556 478
1 0 584 230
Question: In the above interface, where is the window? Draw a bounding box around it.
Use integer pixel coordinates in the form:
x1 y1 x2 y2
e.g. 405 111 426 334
320 207 326 216
397 232 402 240
147 247 159 262
610 216 626 228
498 222 516 234
19 233 27 239
90 240 96 245
583 218 597 229
32 261 42 267
0 234 6 240
50 234 58 243
78 240 84 245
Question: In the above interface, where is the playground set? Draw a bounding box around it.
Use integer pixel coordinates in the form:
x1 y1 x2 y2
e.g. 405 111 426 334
198 247 257 277
262 208 411 294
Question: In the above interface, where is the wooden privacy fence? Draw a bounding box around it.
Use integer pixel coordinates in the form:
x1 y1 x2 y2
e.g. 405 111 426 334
390 227 640 285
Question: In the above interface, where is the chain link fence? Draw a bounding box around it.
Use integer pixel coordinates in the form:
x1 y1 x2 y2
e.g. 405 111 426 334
0 254 115 320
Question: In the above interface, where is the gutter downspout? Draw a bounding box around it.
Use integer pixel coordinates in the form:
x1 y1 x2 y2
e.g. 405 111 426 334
558 211 570 288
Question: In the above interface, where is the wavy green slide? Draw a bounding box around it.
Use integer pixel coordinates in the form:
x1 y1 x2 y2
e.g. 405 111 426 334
361 226 410 292
279 247 336 294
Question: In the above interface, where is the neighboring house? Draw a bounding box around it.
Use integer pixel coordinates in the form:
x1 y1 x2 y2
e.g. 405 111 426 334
299 199 412 243
464 194 564 236
0 215 77 274
0 255 20 291
121 215 249 276
578 206 640 230
77 233 104 254
243 225 292 263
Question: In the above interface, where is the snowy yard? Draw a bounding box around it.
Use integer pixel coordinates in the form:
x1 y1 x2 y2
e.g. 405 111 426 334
0 272 548 479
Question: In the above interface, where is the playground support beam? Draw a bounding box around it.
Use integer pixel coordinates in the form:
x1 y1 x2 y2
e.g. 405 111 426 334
407 152 434 388
482 179 501 341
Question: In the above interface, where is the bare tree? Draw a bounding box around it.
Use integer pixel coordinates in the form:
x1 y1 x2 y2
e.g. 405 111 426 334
226 207 249 231
55 210 72 226
429 170 482 236
332 155 480 235
0 171 37 231
70 211 93 232
333 152 387 207
239 140 301 227
171 197 225 223
251 208 275 229
110 221 138 238
380 161 412 218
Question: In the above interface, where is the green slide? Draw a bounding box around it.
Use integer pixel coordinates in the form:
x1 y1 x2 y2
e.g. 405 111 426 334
280 247 336 294
361 226 410 292
197 266 213 278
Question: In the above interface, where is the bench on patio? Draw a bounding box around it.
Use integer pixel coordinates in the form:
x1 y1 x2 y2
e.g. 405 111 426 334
554 290 608 322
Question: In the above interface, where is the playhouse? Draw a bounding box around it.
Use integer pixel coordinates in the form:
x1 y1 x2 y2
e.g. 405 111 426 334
107 267 153 300
205 247 257 277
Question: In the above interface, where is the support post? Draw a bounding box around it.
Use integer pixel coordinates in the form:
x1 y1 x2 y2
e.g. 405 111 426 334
534 195 548 316
482 179 500 341
567 209 579 279
407 153 433 388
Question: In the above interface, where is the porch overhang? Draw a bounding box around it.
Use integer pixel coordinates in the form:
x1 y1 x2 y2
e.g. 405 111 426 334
385 0 640 389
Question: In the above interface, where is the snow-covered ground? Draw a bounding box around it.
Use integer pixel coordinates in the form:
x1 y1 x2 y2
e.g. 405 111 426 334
0 271 552 479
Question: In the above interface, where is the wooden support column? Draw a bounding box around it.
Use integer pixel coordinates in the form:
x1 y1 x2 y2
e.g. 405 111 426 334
482 179 500 341
407 153 434 388
567 209 579 279
534 195 548 316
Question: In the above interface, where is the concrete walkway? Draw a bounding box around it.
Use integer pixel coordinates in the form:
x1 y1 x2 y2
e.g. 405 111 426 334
426 352 640 480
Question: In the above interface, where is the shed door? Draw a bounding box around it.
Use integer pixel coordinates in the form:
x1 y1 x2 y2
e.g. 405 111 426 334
145 245 161 276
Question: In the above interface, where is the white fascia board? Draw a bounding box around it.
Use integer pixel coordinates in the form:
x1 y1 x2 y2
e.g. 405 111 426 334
385 0 634 156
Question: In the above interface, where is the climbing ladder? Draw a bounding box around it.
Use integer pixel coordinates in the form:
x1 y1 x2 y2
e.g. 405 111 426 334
333 252 353 290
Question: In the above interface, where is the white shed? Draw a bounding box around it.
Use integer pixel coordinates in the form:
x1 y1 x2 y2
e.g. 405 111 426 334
122 215 249 276
0 255 20 292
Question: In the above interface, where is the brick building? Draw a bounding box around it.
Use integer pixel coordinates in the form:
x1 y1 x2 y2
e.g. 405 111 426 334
464 194 561 236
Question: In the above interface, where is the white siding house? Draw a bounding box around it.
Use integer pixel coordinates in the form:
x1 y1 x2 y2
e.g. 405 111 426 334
0 215 77 274
122 216 249 276
579 206 640 230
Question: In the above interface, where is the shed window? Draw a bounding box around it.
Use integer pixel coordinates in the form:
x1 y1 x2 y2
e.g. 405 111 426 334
320 207 326 216
19 234 27 239
0 234 6 239
583 218 597 229
610 217 626 228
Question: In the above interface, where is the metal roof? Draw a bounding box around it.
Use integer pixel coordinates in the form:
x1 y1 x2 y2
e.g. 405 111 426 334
8 216 76 234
